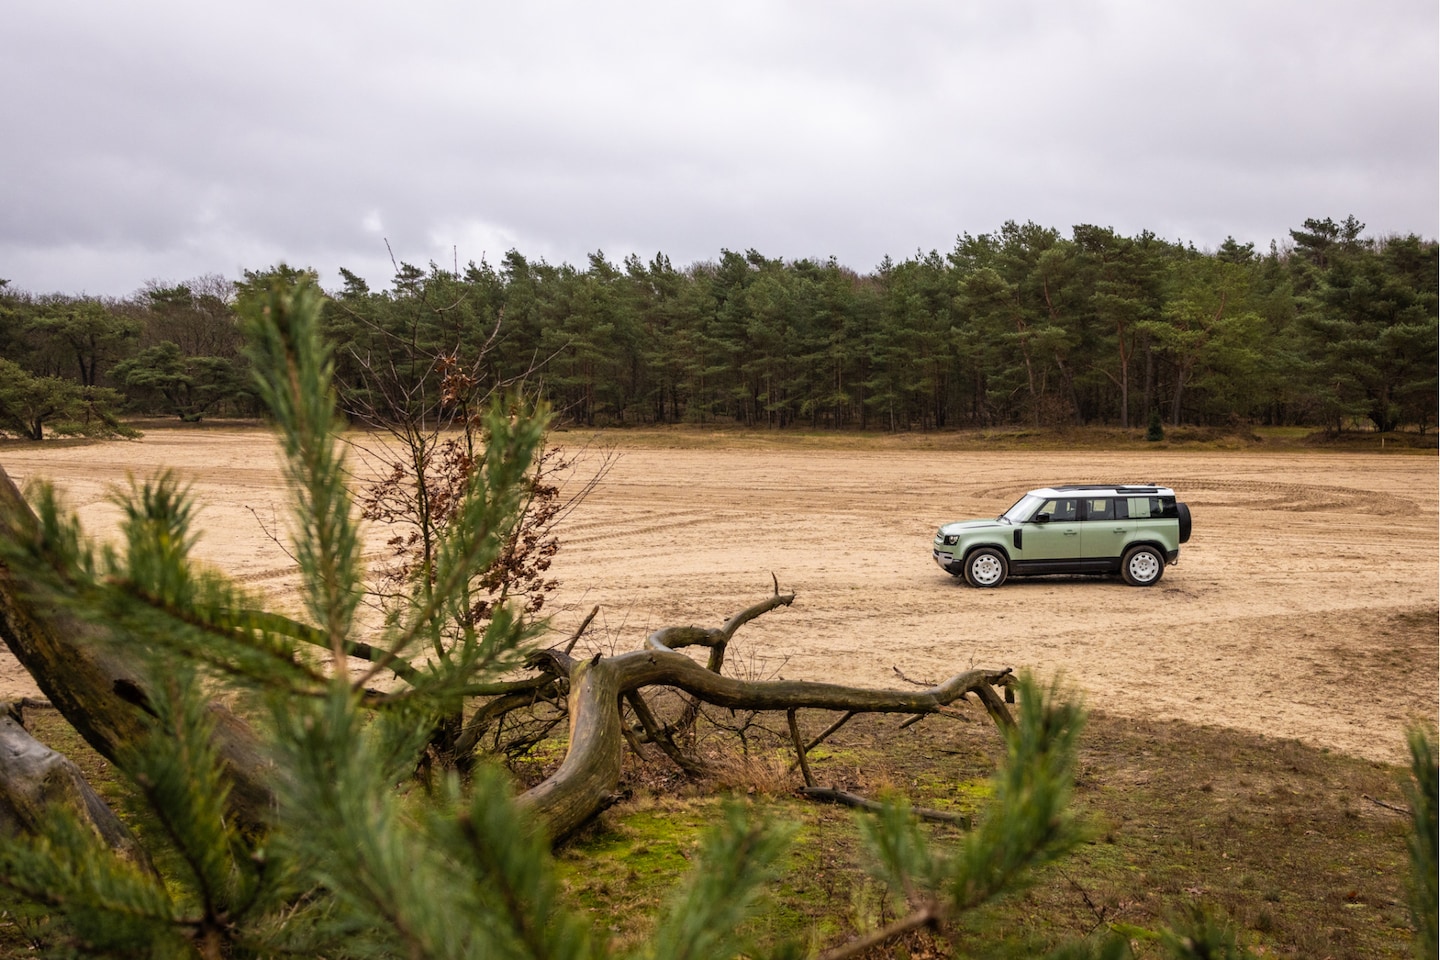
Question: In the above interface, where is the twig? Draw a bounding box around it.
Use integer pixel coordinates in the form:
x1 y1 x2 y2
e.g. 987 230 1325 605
799 787 971 827
1362 794 1411 816
788 709 814 787
787 711 856 772
892 665 937 687
805 710 855 755
1060 868 1109 933
901 703 970 730
244 504 299 566
562 605 599 656
626 691 706 776
617 702 649 759
814 902 944 960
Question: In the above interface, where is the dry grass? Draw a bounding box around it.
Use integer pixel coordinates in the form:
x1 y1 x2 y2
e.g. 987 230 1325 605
542 421 1438 454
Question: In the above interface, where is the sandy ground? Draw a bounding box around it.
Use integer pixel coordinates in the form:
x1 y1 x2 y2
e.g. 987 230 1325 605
1 429 1435 765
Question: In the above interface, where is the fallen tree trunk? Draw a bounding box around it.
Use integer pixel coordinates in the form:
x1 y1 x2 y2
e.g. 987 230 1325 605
516 654 626 839
0 706 152 867
0 466 275 833
515 644 1014 840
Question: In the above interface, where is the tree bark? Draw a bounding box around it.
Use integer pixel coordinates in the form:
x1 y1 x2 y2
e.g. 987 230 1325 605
516 653 625 840
0 707 153 870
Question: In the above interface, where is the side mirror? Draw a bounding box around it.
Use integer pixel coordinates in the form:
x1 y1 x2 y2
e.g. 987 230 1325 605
1032 513 1050 524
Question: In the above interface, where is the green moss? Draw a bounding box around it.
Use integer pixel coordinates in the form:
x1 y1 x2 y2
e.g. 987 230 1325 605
905 770 995 815
558 800 718 937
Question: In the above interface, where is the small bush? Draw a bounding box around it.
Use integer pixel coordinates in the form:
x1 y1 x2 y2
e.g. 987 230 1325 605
1146 409 1165 442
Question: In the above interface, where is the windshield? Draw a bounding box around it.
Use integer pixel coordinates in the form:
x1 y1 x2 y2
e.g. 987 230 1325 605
999 494 1044 523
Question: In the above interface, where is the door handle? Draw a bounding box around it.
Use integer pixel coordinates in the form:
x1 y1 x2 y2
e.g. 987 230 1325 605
1064 529 1078 536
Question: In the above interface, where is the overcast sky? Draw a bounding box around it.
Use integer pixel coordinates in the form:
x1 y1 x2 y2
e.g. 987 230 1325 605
4 1 1437 297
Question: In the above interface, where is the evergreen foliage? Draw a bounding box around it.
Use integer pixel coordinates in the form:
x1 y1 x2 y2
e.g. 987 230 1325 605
1405 727 1438 960
1146 409 1164 442
0 357 133 440
111 342 250 423
3 216 1435 437
301 221 1432 433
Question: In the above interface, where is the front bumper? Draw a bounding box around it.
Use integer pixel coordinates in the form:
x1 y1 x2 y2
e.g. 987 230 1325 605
933 549 963 574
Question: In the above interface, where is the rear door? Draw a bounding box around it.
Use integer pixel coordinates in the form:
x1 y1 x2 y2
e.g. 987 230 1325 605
1080 497 1133 559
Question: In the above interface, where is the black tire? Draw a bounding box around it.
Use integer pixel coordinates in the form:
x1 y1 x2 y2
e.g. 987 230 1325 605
1177 502 1192 544
964 547 1008 588
1121 545 1164 586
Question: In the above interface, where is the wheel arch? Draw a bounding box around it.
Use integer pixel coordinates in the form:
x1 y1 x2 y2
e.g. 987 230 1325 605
961 541 1012 564
1121 538 1174 563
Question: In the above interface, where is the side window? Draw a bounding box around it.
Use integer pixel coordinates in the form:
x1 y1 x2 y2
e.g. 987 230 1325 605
1127 497 1152 519
1084 498 1114 520
1046 498 1077 521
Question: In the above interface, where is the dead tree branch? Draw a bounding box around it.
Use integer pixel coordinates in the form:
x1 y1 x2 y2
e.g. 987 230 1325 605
798 787 971 827
625 691 706 776
649 579 796 735
788 709 814 787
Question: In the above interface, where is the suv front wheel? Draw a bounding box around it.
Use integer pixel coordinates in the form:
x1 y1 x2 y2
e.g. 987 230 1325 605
964 547 1009 588
1121 545 1164 586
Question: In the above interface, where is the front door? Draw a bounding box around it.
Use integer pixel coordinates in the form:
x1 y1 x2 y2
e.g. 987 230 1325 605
1018 497 1081 560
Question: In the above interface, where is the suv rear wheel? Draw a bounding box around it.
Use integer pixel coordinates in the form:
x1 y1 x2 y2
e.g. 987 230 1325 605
964 547 1008 588
1121 545 1164 586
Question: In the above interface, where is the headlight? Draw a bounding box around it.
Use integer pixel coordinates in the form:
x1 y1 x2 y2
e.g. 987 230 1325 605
942 534 959 546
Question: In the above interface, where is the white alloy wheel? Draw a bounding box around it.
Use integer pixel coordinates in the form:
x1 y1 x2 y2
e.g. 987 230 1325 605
1122 546 1163 586
965 549 1007 588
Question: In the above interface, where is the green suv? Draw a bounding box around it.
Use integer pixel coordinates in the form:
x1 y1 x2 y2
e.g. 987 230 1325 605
932 485 1192 588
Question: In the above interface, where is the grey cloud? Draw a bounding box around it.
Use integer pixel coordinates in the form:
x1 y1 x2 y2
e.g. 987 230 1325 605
3 0 1434 295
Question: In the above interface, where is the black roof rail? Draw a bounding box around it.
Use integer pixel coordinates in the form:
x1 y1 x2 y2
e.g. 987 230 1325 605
1051 484 1162 493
